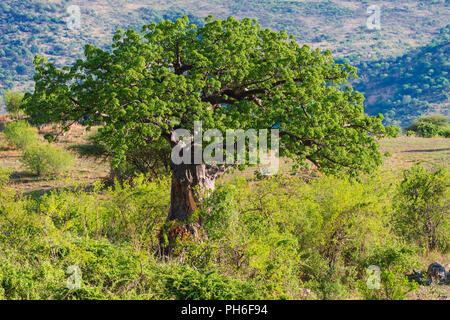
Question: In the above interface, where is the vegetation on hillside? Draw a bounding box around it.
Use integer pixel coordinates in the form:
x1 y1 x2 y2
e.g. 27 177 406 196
354 25 450 126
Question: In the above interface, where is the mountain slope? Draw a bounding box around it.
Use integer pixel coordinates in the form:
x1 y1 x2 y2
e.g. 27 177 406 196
0 0 449 123
354 25 450 126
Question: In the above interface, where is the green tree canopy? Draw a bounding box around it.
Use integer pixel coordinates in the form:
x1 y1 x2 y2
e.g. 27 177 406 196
24 16 392 232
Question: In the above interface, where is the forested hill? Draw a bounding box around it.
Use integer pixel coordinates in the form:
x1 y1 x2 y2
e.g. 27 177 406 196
0 0 449 123
354 25 450 126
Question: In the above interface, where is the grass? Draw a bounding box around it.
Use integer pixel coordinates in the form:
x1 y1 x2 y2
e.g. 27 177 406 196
380 136 450 170
0 123 109 197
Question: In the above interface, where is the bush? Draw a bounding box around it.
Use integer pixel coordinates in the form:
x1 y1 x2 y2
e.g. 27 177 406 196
357 246 420 300
21 143 74 177
416 122 440 138
406 115 449 137
161 265 261 300
0 166 437 300
393 165 449 251
438 125 450 138
3 88 24 117
406 130 415 137
358 267 418 300
3 120 38 149
386 124 401 137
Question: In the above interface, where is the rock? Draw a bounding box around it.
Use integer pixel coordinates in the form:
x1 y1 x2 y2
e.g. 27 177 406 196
407 269 424 284
427 262 446 284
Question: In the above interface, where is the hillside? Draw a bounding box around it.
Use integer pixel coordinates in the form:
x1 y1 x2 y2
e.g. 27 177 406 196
354 26 450 126
0 0 449 122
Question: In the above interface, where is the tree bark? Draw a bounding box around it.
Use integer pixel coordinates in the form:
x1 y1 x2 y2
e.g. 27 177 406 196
168 163 217 222
159 162 225 254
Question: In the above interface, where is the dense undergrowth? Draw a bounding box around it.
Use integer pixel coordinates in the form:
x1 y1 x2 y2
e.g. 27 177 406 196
0 165 448 300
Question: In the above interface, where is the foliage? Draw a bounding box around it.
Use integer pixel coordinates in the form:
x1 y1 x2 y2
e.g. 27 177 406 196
21 143 74 177
0 0 65 90
3 120 38 149
355 27 450 126
105 136 171 181
71 129 171 181
416 122 441 138
386 124 401 138
357 246 420 300
2 1 449 128
3 88 24 116
393 165 450 251
358 266 419 300
0 165 443 299
405 115 449 138
25 16 389 178
161 265 261 300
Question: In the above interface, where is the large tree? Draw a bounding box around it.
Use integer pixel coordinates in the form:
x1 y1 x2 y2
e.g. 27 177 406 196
24 16 391 240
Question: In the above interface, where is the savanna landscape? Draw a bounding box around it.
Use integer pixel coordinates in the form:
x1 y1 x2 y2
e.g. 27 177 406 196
0 0 449 303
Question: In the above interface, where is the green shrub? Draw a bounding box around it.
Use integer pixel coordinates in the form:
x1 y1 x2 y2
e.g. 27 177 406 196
416 122 440 138
161 265 262 300
362 246 420 271
406 130 415 137
3 120 38 149
358 266 418 300
3 88 24 117
109 137 171 181
21 143 74 177
386 124 401 137
393 165 449 251
357 246 420 300
406 115 449 137
438 124 450 138
74 130 171 181
0 165 437 300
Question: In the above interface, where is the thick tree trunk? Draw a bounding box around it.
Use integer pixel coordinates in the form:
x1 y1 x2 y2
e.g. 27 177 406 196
159 162 224 254
168 163 216 222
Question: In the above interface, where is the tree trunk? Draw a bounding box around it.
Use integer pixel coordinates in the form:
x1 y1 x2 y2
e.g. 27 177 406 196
168 163 216 222
159 162 224 254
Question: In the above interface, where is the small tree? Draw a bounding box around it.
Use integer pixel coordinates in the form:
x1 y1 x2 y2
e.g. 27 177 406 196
24 16 391 244
3 89 25 118
394 165 449 251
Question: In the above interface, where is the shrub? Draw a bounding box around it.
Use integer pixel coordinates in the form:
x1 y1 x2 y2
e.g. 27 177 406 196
3 88 24 117
3 120 38 149
82 130 171 181
406 130 415 137
21 143 74 177
358 266 419 300
393 165 449 251
357 246 420 300
111 137 171 181
161 265 261 300
386 124 401 137
438 125 450 138
406 115 449 137
416 122 440 138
